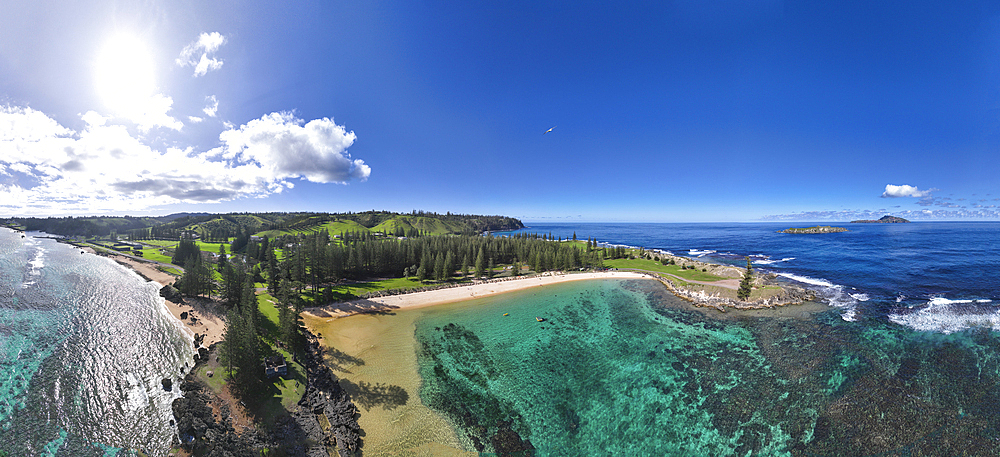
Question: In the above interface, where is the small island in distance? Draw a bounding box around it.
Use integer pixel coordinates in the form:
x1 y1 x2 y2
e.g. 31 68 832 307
850 215 911 223
779 226 848 234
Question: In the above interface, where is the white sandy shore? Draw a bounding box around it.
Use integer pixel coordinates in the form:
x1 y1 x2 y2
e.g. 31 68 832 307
108 254 224 347
304 271 650 319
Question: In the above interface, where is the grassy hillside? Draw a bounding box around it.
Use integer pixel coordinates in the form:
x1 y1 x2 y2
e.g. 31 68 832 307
370 215 468 236
9 211 523 239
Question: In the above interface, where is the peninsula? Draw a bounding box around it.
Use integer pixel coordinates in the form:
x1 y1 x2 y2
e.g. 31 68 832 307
779 226 848 234
851 215 910 223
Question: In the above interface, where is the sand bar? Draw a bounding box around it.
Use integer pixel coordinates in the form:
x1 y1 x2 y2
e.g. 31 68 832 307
304 270 649 319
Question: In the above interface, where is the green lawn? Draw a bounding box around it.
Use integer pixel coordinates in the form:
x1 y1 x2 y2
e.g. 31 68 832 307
158 266 183 276
604 258 728 282
195 240 229 254
140 240 179 247
139 248 173 264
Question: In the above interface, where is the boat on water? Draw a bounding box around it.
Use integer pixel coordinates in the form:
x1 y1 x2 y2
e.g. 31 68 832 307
536 317 545 322
503 313 509 316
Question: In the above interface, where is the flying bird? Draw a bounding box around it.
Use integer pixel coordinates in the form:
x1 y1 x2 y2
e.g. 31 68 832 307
543 126 556 134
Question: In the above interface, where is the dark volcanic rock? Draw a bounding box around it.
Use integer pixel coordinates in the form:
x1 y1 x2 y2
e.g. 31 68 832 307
159 284 183 303
297 331 364 456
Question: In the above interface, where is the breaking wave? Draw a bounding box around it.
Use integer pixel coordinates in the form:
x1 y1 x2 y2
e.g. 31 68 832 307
753 257 795 266
775 272 860 321
889 297 1000 334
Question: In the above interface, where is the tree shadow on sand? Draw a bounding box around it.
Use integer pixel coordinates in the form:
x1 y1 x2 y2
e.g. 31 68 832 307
324 346 366 373
307 299 399 318
340 379 409 411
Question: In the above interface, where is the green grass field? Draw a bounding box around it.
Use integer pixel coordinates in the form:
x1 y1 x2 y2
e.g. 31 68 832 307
139 240 179 247
138 248 173 264
604 257 728 282
158 266 183 276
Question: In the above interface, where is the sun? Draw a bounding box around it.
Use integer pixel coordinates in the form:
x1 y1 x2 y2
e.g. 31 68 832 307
94 34 155 116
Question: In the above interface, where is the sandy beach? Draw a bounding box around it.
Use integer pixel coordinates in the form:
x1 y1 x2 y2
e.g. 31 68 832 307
109 254 225 347
304 270 649 319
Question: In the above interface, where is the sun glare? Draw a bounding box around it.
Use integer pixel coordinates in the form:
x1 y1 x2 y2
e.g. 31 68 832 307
94 35 155 116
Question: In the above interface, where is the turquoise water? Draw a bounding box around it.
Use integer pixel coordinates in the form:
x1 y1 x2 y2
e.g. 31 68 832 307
0 229 192 456
414 279 1000 455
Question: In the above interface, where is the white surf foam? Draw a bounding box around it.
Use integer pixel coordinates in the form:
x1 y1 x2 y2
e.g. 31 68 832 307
850 293 870 302
688 249 716 257
753 257 795 265
775 272 859 321
775 272 837 289
889 298 1000 334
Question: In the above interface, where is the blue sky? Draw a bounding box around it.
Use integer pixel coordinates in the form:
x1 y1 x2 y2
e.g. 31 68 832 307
2 1 999 221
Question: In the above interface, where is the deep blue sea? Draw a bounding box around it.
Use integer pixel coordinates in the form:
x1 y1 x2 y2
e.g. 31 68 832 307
510 222 1000 333
0 228 191 456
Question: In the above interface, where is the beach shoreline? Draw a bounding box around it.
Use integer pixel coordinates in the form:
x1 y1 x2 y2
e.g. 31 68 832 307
105 253 224 347
303 271 650 319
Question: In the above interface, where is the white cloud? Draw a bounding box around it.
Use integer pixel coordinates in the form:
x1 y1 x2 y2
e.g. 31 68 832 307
0 106 370 215
176 32 226 77
203 95 219 117
188 116 204 123
881 184 936 198
1 105 72 141
219 111 371 183
127 93 184 132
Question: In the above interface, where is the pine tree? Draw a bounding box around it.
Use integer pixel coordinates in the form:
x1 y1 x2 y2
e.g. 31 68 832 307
737 257 754 301
474 248 486 278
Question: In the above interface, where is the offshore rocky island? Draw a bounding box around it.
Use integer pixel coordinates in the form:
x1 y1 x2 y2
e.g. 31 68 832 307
851 215 911 223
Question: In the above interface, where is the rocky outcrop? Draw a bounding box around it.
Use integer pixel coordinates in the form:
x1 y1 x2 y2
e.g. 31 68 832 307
298 331 363 456
779 226 847 234
171 378 260 456
159 284 184 304
851 215 910 223
636 271 816 311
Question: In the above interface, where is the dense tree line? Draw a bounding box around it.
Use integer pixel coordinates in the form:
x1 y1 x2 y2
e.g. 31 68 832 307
245 232 605 299
12 216 163 237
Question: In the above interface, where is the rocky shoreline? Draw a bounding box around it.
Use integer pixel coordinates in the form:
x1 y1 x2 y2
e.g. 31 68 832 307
170 330 364 456
634 270 816 311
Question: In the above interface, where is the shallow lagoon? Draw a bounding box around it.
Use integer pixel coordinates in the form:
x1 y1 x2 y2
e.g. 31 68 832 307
312 278 1000 456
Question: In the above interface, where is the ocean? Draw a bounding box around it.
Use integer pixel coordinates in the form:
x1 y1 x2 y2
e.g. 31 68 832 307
405 222 1000 455
0 228 192 456
508 221 1000 333
6 221 1000 455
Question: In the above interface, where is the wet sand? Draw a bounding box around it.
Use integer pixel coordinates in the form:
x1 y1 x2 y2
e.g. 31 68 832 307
304 309 475 456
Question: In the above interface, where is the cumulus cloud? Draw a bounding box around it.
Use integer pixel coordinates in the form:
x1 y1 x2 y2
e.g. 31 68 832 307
881 184 936 198
218 111 371 183
126 93 184 131
0 106 370 215
203 95 219 117
188 116 204 123
176 32 226 77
